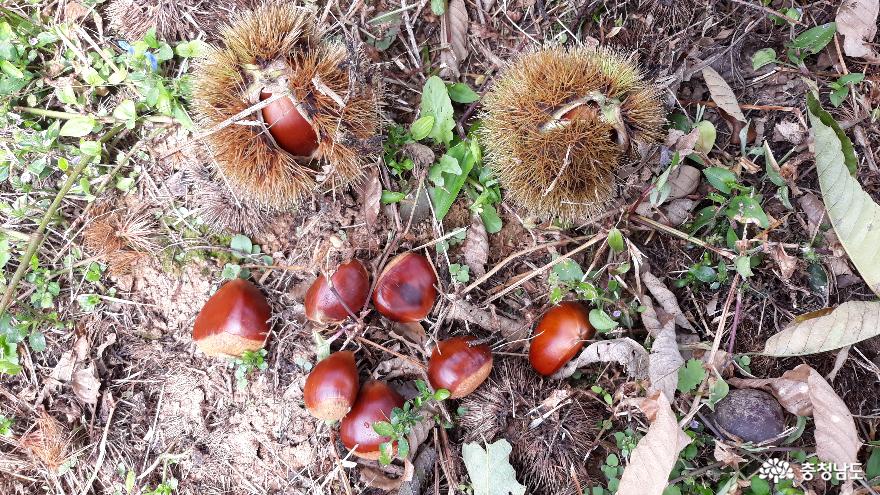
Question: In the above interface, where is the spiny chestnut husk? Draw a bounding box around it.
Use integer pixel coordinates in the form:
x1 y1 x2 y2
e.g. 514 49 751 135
480 46 664 222
107 0 251 42
428 336 493 398
192 3 380 209
303 351 360 421
304 260 370 324
339 381 404 459
192 279 271 357
460 358 602 494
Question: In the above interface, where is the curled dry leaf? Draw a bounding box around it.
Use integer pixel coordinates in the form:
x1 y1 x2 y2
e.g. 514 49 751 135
665 199 697 226
72 364 101 405
768 244 798 281
762 301 880 356
667 164 701 199
440 0 470 77
702 66 746 123
643 295 684 402
642 270 694 331
462 214 489 278
732 365 862 494
374 356 424 380
359 464 408 491
617 393 692 495
361 168 382 227
713 441 745 467
551 338 649 380
809 99 880 296
798 192 828 237
837 0 880 62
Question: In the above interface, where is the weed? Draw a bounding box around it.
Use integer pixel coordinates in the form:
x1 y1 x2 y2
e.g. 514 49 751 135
371 379 450 465
233 349 268 389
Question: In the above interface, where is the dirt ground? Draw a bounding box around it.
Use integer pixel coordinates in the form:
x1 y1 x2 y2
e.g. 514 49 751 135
2 0 880 494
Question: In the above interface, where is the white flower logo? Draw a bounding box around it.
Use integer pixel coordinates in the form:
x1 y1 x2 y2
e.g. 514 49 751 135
759 458 794 483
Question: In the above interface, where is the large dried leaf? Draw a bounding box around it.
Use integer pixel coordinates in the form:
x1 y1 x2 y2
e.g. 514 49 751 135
731 365 861 494
762 301 880 356
462 439 526 495
552 338 649 380
617 393 692 495
72 364 100 405
808 95 880 295
440 0 469 76
361 168 382 226
643 295 684 402
837 0 880 62
642 271 693 331
702 66 746 123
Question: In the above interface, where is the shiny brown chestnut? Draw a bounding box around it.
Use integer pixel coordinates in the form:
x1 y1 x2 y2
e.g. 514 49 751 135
339 381 405 459
528 301 595 376
304 260 370 324
303 351 360 421
260 91 319 157
192 279 271 357
428 336 493 398
372 252 438 322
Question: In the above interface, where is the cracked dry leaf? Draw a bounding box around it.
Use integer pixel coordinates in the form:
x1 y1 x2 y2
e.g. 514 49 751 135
837 0 880 62
617 393 692 495
551 337 649 380
763 301 880 356
808 95 880 296
462 214 488 277
462 439 526 495
72 364 100 405
642 270 694 331
440 0 469 77
702 66 745 123
361 168 382 227
732 365 861 494
643 295 684 402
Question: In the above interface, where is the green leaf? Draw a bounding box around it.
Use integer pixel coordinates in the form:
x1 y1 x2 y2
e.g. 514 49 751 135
397 437 410 459
866 447 880 480
430 141 477 221
0 60 23 79
79 140 102 157
829 85 849 107
751 48 777 70
552 259 584 282
694 120 716 153
589 309 618 332
479 204 502 233
788 22 836 62
28 330 46 352
735 256 754 277
703 167 736 194
59 116 97 137
429 153 462 187
175 39 210 58
676 359 706 393
807 92 857 175
372 421 395 437
431 0 447 15
749 476 770 495
420 76 455 146
707 376 729 410
446 82 479 103
378 442 393 465
230 234 252 258
116 177 135 192
410 115 435 141
727 195 769 228
221 263 241 280
380 190 406 204
461 440 526 495
838 72 865 85
607 228 625 253
113 99 137 125
808 94 880 296
434 389 451 401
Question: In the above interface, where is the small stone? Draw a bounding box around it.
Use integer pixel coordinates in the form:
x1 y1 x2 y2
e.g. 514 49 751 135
712 388 785 443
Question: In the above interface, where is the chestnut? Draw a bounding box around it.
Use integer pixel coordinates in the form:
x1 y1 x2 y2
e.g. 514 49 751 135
339 381 405 459
428 336 493 398
303 351 360 421
372 252 438 322
528 301 595 376
192 279 271 357
304 260 370 324
260 91 319 157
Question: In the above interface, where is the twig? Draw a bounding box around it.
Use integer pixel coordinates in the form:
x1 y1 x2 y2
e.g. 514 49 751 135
77 402 116 495
355 336 427 370
729 0 802 25
632 215 737 261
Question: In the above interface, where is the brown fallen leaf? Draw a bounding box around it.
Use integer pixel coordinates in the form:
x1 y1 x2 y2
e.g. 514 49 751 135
462 215 488 278
667 165 701 199
769 244 798 280
713 441 745 467
617 393 692 495
837 0 880 62
642 270 694 331
361 168 382 227
761 301 880 356
72 364 101 405
440 0 469 77
702 66 746 123
798 192 828 238
643 295 684 402
551 338 649 380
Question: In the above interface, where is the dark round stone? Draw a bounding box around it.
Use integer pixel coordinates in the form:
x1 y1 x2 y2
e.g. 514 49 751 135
712 388 785 443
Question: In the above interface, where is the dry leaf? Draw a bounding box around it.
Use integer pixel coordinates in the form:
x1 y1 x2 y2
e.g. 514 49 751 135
702 66 746 123
667 165 701 199
673 127 700 155
713 441 745 467
552 338 649 380
361 168 382 226
72 364 100 405
643 295 684 402
762 301 880 356
617 393 692 495
798 192 828 237
360 465 405 491
769 244 798 280
440 0 470 77
773 120 806 145
665 199 697 226
837 0 880 62
375 356 424 380
642 270 694 331
729 366 813 416
462 215 488 278
391 321 427 346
